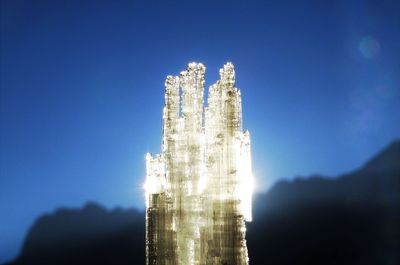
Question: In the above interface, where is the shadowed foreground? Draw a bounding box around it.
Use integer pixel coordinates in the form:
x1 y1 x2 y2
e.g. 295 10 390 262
5 140 400 265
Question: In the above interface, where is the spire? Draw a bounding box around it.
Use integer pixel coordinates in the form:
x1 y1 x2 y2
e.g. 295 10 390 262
180 62 205 133
219 62 235 88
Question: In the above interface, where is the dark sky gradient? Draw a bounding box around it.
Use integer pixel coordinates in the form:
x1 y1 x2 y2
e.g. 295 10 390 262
1 0 399 263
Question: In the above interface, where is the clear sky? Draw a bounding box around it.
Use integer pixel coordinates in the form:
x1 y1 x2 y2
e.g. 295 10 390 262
1 0 399 263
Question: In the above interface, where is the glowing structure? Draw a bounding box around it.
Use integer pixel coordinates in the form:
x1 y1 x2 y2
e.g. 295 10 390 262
145 62 253 265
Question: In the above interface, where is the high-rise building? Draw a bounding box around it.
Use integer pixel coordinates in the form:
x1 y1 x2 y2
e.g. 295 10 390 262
145 62 253 265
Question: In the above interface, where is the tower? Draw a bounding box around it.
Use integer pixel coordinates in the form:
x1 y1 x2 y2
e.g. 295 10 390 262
145 62 253 265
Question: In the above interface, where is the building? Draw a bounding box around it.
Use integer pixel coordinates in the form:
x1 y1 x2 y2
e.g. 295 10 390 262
145 62 253 265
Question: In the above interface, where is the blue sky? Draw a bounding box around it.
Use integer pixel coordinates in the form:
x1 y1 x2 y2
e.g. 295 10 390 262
1 0 399 263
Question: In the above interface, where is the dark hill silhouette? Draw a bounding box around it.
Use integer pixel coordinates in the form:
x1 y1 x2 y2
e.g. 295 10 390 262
248 140 400 265
5 140 400 265
5 203 145 265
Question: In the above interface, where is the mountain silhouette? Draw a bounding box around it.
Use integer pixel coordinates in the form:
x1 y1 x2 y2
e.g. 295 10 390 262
5 140 400 265
5 203 145 265
248 139 400 265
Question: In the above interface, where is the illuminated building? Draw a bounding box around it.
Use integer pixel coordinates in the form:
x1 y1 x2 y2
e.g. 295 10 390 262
145 62 253 265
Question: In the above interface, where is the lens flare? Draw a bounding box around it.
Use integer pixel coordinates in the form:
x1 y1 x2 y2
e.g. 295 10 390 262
359 36 380 59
